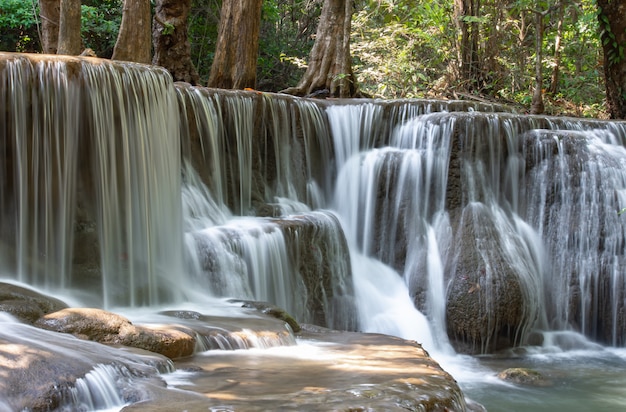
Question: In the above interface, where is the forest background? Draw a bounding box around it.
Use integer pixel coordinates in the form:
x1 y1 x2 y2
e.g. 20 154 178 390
0 0 611 118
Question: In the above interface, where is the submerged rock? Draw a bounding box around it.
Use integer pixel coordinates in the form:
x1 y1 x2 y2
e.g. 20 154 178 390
497 367 552 387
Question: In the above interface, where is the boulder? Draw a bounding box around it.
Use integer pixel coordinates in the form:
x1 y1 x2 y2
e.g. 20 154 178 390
34 308 196 359
445 203 537 354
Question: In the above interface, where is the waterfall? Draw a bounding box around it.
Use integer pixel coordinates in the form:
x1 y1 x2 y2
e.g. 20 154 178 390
1 54 184 308
523 129 626 345
3 52 626 355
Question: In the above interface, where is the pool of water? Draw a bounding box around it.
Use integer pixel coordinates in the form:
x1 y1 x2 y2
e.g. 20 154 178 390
438 347 626 411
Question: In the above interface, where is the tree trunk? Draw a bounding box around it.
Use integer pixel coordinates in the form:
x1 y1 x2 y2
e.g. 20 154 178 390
597 0 626 119
57 0 82 55
39 0 60 54
548 1 565 95
530 10 545 115
208 0 263 89
112 0 152 64
152 0 200 85
282 0 358 98
453 0 482 92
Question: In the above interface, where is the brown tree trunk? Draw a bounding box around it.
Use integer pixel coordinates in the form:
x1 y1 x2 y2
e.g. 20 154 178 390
548 2 565 95
282 0 357 98
39 0 60 54
530 10 545 115
208 0 263 89
57 0 82 55
112 0 152 64
453 0 482 92
597 0 626 119
152 0 200 85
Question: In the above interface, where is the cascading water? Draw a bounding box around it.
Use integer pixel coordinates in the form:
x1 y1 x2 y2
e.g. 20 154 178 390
523 129 626 345
4 52 626 410
1 54 184 308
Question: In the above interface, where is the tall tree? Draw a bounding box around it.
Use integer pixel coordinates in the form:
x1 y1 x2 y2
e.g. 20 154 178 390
152 0 200 84
530 7 549 114
282 0 358 98
453 0 483 91
39 0 61 54
112 0 152 64
208 0 263 89
57 0 82 55
597 0 626 119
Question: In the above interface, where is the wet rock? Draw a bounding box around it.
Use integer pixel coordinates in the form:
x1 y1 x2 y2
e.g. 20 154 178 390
229 299 301 332
497 367 552 387
159 309 298 350
275 211 358 331
445 203 537 354
34 308 196 359
0 282 68 323
123 329 469 411
0 321 169 411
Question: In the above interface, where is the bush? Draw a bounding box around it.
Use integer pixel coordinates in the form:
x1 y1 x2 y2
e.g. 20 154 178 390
0 0 40 52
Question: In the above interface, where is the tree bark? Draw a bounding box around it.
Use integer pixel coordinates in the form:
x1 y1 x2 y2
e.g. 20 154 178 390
57 0 82 55
282 0 358 98
548 2 565 95
453 0 482 92
208 0 263 89
152 0 200 85
530 10 545 115
39 0 61 54
597 0 626 119
112 0 152 64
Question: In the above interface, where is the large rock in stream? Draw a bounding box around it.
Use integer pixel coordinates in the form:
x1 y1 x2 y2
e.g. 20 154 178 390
34 307 197 360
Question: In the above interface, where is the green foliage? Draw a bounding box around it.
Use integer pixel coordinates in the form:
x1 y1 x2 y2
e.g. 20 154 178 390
352 0 455 98
0 0 40 52
189 0 221 84
0 0 611 116
256 0 321 91
81 0 123 58
350 0 605 116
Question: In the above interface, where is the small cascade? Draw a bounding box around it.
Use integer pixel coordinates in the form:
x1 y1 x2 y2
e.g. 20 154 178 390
194 327 297 351
64 364 130 411
186 218 297 309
